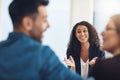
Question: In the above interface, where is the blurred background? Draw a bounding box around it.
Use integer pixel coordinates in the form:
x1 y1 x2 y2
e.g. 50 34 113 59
0 0 120 62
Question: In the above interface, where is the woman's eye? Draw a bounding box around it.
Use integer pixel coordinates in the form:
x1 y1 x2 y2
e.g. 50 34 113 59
83 30 87 32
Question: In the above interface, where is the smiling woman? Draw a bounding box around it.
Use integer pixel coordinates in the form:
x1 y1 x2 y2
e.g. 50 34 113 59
64 21 105 78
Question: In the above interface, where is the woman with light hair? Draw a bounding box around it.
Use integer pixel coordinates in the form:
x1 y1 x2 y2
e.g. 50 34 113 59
89 14 120 80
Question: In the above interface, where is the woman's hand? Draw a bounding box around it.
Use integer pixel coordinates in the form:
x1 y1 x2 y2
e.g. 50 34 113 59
64 56 76 71
88 57 98 66
64 56 75 67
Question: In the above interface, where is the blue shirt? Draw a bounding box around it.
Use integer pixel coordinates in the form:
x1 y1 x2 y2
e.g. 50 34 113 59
0 32 83 80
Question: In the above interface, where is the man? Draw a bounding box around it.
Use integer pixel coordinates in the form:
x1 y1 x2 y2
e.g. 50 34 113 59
0 0 94 80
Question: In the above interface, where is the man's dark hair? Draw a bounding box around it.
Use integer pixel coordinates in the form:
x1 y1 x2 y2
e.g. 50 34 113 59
9 0 49 28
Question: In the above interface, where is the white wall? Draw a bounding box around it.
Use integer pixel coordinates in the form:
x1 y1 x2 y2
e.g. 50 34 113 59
0 0 2 39
94 0 120 41
1 0 13 41
43 0 70 61
70 0 94 30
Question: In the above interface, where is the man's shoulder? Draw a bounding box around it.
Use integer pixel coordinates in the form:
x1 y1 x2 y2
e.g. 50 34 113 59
38 45 55 57
26 40 55 56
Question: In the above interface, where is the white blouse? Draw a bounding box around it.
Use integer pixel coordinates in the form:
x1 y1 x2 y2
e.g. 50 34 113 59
80 58 89 78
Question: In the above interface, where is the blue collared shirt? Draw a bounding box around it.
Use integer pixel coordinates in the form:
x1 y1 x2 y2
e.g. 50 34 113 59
0 32 85 80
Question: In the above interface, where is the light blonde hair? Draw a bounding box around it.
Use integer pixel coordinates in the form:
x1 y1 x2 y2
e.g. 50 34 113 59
111 14 120 36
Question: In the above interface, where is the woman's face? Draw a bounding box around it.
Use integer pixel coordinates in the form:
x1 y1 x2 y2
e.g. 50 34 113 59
75 25 89 43
101 19 120 53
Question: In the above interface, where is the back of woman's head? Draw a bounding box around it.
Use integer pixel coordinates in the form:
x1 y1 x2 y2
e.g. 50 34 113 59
111 14 120 36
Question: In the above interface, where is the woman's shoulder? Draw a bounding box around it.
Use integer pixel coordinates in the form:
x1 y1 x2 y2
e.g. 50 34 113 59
95 57 115 67
90 44 105 58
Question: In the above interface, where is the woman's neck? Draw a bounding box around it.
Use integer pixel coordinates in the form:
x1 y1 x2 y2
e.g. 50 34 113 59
113 48 120 56
80 42 90 62
81 42 90 50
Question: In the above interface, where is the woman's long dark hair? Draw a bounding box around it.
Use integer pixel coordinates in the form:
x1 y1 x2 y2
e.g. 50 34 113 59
67 21 100 56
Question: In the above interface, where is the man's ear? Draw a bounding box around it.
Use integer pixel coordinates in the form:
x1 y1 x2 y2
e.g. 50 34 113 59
21 16 33 31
